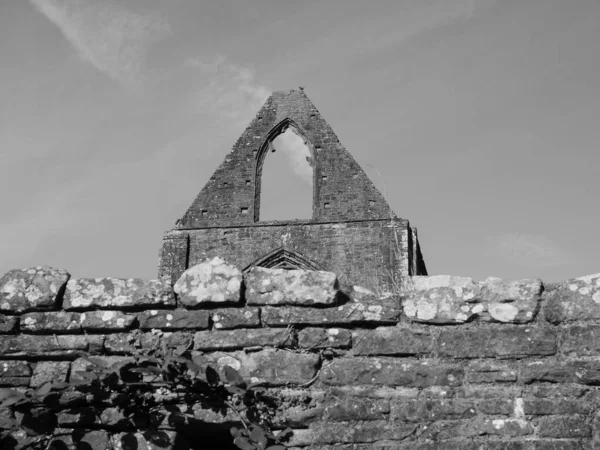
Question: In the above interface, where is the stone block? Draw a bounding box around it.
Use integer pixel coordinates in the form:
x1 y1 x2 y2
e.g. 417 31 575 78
322 396 389 421
437 327 556 359
288 420 416 446
545 273 600 323
20 311 82 333
0 266 69 313
0 335 104 358
521 360 600 385
104 332 192 355
561 324 600 356
484 441 583 450
537 416 591 438
321 357 464 387
262 295 401 327
403 275 481 323
523 398 592 415
392 399 477 422
211 307 260 329
139 309 210 330
30 361 70 388
245 266 338 306
466 361 518 383
351 326 432 356
0 316 18 333
174 257 242 306
298 327 351 349
402 276 541 324
421 418 533 440
63 278 174 310
193 328 294 351
80 311 136 331
0 361 31 387
195 349 320 386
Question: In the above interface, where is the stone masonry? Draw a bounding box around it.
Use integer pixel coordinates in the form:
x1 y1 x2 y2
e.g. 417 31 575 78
158 89 427 290
2 263 600 449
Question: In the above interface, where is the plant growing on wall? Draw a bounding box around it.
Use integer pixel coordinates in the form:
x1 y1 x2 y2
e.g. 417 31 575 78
0 340 291 450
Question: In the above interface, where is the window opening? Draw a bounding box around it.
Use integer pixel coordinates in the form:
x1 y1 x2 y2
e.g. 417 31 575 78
258 128 313 221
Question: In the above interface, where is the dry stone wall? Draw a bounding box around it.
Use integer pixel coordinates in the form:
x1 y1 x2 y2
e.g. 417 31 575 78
2 262 600 449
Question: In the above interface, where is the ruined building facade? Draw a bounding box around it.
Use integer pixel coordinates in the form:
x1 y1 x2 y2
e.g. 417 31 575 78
158 89 426 289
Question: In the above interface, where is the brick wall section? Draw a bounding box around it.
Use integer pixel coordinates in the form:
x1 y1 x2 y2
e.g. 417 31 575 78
3 266 600 449
159 218 413 289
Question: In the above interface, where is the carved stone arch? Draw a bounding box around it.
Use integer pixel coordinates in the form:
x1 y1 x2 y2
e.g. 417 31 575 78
243 247 323 272
253 118 319 222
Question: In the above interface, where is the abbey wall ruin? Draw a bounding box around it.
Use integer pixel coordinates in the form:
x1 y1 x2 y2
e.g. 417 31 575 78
1 90 598 449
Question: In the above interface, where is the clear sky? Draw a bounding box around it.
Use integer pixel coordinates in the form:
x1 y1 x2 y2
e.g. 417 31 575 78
1 0 599 283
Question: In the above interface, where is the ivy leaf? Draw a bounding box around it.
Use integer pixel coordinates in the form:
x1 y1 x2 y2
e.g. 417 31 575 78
35 382 52 397
205 366 220 385
0 388 24 401
83 357 109 368
73 372 97 381
1 395 26 408
175 345 188 356
233 437 254 450
225 385 246 396
250 426 267 449
266 446 286 450
224 366 244 386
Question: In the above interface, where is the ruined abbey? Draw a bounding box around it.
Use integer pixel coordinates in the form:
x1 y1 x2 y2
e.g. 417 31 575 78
1 90 600 449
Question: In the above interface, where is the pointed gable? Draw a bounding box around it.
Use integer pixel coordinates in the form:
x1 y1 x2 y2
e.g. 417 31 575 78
179 89 393 228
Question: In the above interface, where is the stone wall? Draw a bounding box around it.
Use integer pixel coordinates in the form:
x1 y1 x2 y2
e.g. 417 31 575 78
2 263 600 449
159 218 427 290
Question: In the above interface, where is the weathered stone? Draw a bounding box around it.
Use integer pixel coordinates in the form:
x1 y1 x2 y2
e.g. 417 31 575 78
245 266 338 306
20 312 82 333
0 266 69 313
321 357 464 387
30 361 70 388
437 327 556 358
523 398 592 415
63 278 174 310
521 360 600 385
421 418 533 440
561 324 600 357
0 335 104 358
485 441 583 450
104 332 192 355
351 326 432 356
193 328 294 351
80 310 136 331
76 430 111 450
545 273 600 323
195 349 320 385
298 327 352 349
211 307 260 329
0 316 18 333
139 309 210 330
392 399 477 422
288 420 416 445
174 257 242 306
402 276 541 324
403 275 481 323
0 361 31 387
262 295 400 326
322 396 389 422
537 416 591 438
466 361 517 383
480 277 541 323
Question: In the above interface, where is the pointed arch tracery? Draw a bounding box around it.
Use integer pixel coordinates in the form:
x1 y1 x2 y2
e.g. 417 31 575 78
243 247 323 272
253 118 319 222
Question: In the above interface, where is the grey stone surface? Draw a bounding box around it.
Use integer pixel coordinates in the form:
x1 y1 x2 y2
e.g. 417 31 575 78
0 266 69 313
173 257 242 306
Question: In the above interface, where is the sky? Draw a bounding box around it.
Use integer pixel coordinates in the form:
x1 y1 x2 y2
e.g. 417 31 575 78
1 0 599 283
